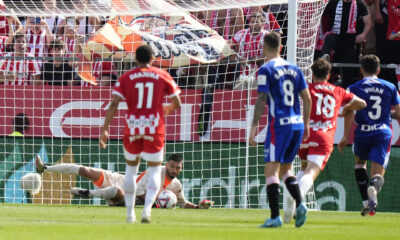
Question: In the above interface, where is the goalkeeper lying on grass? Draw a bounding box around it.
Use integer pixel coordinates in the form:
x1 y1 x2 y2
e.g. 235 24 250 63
35 153 213 209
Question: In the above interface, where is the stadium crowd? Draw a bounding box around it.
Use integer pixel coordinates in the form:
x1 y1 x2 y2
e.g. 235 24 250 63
0 0 398 89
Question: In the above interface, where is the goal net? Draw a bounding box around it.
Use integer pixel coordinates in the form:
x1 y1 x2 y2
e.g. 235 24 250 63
0 0 326 209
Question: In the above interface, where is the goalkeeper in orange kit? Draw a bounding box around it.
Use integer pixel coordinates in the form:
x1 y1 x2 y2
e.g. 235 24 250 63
36 153 214 209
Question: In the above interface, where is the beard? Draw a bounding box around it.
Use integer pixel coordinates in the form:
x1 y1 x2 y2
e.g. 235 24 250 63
166 169 176 179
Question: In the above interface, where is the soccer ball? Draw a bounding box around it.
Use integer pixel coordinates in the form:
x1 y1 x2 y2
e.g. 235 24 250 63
157 190 177 209
20 173 42 195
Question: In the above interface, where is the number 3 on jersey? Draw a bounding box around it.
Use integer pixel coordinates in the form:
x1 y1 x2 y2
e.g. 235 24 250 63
368 95 381 120
135 82 154 109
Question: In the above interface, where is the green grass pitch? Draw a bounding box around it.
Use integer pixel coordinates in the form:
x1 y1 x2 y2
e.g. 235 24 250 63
1 204 400 240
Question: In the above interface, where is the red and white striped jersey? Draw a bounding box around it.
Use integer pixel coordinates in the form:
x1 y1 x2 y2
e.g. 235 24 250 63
93 61 115 80
232 28 268 59
59 36 78 59
0 36 8 54
264 13 281 32
26 29 48 60
81 61 116 87
0 52 41 85
209 9 232 40
0 16 9 36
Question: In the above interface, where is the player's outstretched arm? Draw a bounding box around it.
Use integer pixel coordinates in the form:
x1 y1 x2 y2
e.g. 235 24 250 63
391 104 400 121
164 95 181 116
183 200 214 209
100 94 122 149
338 111 355 153
300 88 312 141
340 96 366 117
249 92 267 146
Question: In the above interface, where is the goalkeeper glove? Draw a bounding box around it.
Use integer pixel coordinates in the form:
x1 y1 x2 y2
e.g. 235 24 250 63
198 200 214 209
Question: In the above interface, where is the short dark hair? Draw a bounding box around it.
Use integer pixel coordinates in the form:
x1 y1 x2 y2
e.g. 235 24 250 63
14 31 26 42
135 45 153 64
263 32 281 52
168 154 183 163
49 38 65 51
13 112 30 134
361 54 380 75
311 58 331 80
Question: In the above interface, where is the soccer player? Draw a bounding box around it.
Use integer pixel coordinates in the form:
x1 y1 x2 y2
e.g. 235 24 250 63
35 154 213 209
338 55 400 216
284 58 366 223
100 45 181 223
249 32 312 228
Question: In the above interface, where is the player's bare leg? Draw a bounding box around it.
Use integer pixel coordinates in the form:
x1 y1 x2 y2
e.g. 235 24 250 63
354 157 370 216
141 160 162 224
280 163 307 227
259 162 282 228
367 162 385 216
124 156 140 223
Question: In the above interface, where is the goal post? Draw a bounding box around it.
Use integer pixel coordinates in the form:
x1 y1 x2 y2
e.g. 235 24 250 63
0 0 327 209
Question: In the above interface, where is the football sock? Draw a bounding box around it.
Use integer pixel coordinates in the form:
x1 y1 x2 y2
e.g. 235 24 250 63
89 186 118 200
355 168 369 201
285 176 302 208
370 174 384 193
296 170 305 181
45 164 81 175
143 165 162 214
124 164 139 219
267 184 280 219
363 200 369 208
298 173 313 197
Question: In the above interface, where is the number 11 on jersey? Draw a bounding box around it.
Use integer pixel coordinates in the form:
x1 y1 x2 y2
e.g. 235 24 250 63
135 82 154 109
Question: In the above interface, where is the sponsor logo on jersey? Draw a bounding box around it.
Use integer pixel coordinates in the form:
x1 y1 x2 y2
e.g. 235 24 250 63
279 115 303 125
360 123 387 132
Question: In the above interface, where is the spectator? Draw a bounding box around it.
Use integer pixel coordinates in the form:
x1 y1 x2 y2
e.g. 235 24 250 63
9 112 30 137
91 60 117 86
321 0 372 88
364 0 377 53
231 12 269 79
373 0 397 86
42 38 74 86
23 17 54 66
43 0 65 36
78 58 117 87
0 32 41 85
58 16 100 41
386 0 400 47
0 15 22 36
204 8 244 40
243 6 283 34
0 20 14 55
59 17 85 62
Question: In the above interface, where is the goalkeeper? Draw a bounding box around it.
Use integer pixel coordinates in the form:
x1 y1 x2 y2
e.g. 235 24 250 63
35 153 213 209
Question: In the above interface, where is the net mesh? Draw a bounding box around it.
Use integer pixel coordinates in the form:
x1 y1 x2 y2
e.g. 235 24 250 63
0 0 326 209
